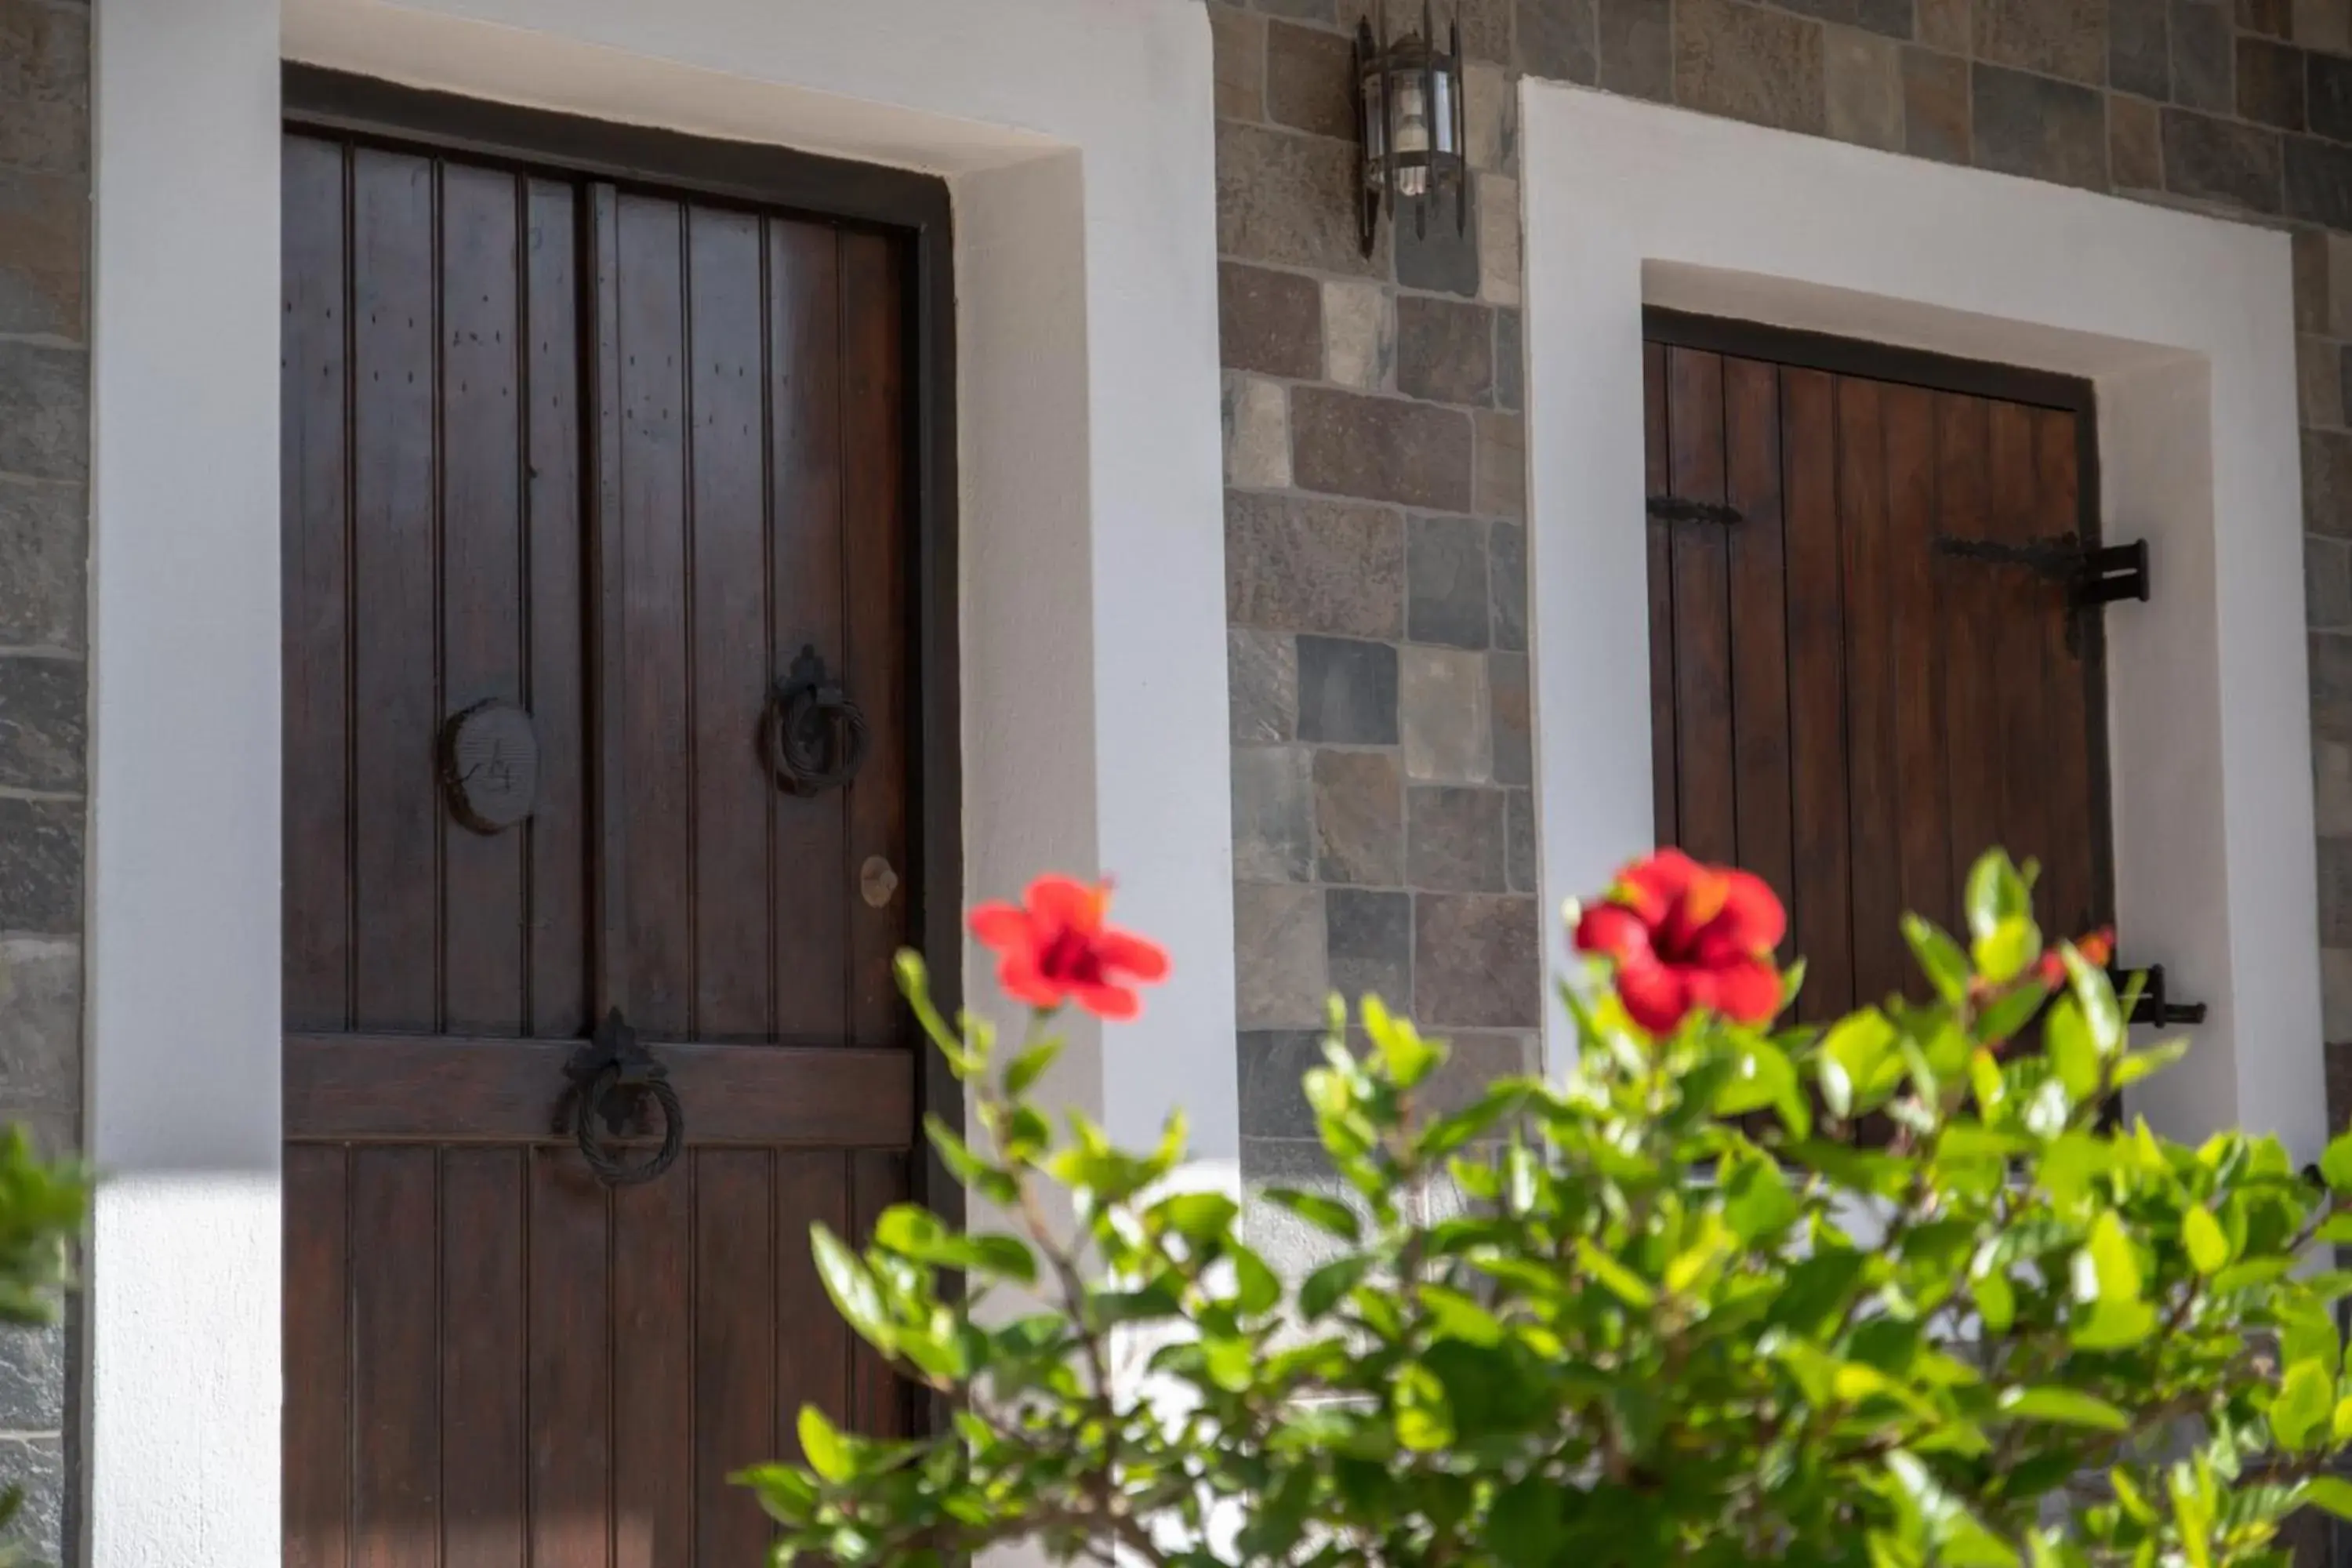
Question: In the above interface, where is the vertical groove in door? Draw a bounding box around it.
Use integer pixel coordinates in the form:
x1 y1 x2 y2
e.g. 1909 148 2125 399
586 183 629 1020
679 205 702 1041
1642 343 1677 852
286 1145 352 1568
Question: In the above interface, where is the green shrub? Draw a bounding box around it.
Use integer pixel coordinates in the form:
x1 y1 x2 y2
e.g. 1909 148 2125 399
0 1124 86 1566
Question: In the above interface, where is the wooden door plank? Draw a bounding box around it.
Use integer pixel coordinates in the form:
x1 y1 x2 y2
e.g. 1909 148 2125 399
440 1149 526 1568
612 1169 692 1568
527 1152 612 1568
283 135 354 1035
1936 395 2002 923
2034 410 2100 942
775 1152 852 1463
1883 384 1954 938
587 183 631 1018
686 205 775 1040
614 192 695 1037
350 147 442 1033
1642 341 1677 851
693 1151 778 1563
1838 376 1905 1009
1665 347 1737 868
840 231 913 1046
1987 401 2054 914
1780 368 1853 1022
285 1145 351 1568
768 221 850 1042
848 1151 910 1437
523 176 590 1040
1723 358 1794 935
351 1148 440 1568
440 163 529 1036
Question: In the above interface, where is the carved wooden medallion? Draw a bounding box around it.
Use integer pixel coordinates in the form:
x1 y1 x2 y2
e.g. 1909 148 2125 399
441 700 540 834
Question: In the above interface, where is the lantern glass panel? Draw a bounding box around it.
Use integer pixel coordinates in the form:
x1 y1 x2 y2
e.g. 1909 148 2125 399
1393 64 1431 196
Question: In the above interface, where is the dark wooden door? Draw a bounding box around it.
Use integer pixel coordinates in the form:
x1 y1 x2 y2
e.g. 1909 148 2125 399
281 127 923 1567
1642 314 2111 1021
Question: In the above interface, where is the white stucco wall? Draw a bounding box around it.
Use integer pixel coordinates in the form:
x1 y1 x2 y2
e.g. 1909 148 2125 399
85 1 1229 1562
1522 84 2325 1162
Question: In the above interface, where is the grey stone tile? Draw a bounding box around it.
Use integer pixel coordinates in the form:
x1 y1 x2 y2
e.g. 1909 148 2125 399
1314 747 1404 884
1210 5 1265 123
1490 520 1527 652
1268 20 1356 140
1409 786 1510 891
2297 228 2332 335
1323 280 1393 391
1426 1031 1542 1114
2315 332 2352 427
2161 107 2283 211
0 169 82 342
1223 372 1291 488
1490 650 1531 786
0 655 81 793
2327 951 2352 1042
2325 835 2352 945
2312 632 2352 739
1473 409 1526 521
2238 36 2307 129
1902 47 1971 164
1298 635 1400 745
1505 789 1538 892
2286 132 2352 227
1519 0 1599 83
2169 0 2235 111
1599 0 1674 100
1401 644 1492 782
1407 514 1490 649
1858 0 1917 34
1227 492 1406 638
1494 309 1523 412
1220 261 1321 380
1455 0 1519 63
1230 627 1299 745
1218 121 1380 277
0 343 86 485
1327 887 1412 1007
1918 0 1969 53
2317 739 2352 836
2315 51 2352 142
1242 1136 1365 1274
2312 535 2352 629
0 0 86 176
1973 0 2106 82
1240 1033 1330 1138
2111 94 2165 189
1232 744 1316 883
1236 882 1330 1029
0 482 82 651
1415 893 1542 1027
1395 296 1494 406
1260 0 1338 19
0 1322 63 1428
1973 65 2110 191
1291 387 1475 510
2111 0 2172 100
0 799 79 933
1826 26 1905 150
1675 0 1829 133
1477 173 1520 307
1394 174 1481 297
0 1433 61 1563
2307 428 2352 535
1466 60 1519 175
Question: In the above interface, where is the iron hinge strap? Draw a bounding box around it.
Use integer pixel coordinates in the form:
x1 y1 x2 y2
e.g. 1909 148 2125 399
1932 534 2151 611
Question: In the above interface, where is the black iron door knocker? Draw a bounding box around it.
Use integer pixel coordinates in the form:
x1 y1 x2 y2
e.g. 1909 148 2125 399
766 644 869 795
564 1007 684 1187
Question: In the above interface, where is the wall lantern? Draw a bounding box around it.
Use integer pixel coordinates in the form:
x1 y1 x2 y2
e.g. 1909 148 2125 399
1355 1 1468 258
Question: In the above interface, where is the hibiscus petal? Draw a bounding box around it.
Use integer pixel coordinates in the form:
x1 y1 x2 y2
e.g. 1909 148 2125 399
1617 850 1698 924
1072 982 1142 1021
1095 930 1171 982
969 903 1031 949
1718 869 1788 951
1027 875 1105 936
1615 957 1690 1035
1574 905 1652 962
1710 958 1783 1025
997 954 1065 1010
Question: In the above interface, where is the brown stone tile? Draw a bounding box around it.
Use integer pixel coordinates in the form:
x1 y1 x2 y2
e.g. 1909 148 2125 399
2328 958 2352 1045
2325 835 2352 945
1314 748 1404 884
1217 121 1381 277
1490 650 1531 787
1235 883 1330 1029
2163 106 2285 209
1675 0 1829 134
0 170 82 341
1858 0 1917 38
1973 64 2109 190
1474 408 1526 521
1264 0 1340 20
2302 0 2352 52
2171 0 2236 111
1495 309 1523 411
1268 20 1356 140
1465 60 1518 172
1292 387 1476 510
2304 332 2347 426
1519 0 1600 82
1210 5 1266 122
1415 893 1541 1027
1827 26 1905 149
1396 296 1495 405
2241 36 2309 127
2242 0 2293 31
2111 94 2165 187
1918 0 1970 50
1598 0 1675 99
0 0 85 176
1227 491 1407 637
1902 47 1971 162
2325 232 2352 336
2317 736 2352 829
2314 49 2352 138
2298 229 2333 333
1408 786 1511 891
2307 428 2352 535
2312 535 2352 628
2287 132 2352 225
1220 261 1322 380
1973 0 2105 82
2313 631 2352 739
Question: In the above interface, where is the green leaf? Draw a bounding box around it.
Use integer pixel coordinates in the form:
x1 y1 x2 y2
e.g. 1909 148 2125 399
2063 946 2124 1057
2276 1359 2335 1451
797 1403 849 1482
1577 1240 1656 1308
2303 1475 2352 1521
2085 1210 2143 1304
1261 1186 1361 1243
1362 994 1442 1089
1823 1010 1900 1114
1973 1272 2016 1334
1154 1189 1240 1245
1965 850 2034 946
2321 1131 2352 1194
2045 998 2100 1103
810 1225 895 1352
1393 1362 1454 1451
1301 1256 1371 1319
1229 1243 1282 1317
1903 914 1973 1004
2070 1297 2156 1351
1973 915 2041 986
1001 1037 1063 1098
1998 1386 2131 1432
2182 1203 2230 1276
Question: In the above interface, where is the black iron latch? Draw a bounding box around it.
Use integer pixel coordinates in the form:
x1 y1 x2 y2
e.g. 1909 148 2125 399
1646 495 1744 527
1932 535 2149 611
2113 963 2206 1028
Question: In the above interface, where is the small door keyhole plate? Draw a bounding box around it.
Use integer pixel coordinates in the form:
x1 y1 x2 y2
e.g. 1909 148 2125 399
861 855 899 909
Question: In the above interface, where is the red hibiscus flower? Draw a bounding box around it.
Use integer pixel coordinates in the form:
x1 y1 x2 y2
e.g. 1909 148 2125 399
970 875 1171 1021
2033 927 2115 989
1573 849 1786 1035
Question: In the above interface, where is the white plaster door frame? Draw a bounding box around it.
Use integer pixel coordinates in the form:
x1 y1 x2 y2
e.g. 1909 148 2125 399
86 1 1230 1563
1519 83 2323 1161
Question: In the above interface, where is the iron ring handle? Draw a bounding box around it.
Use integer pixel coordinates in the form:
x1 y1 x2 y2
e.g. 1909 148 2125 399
574 1066 684 1188
768 645 869 795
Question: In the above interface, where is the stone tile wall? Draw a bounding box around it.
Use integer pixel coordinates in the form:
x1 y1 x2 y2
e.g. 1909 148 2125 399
0 0 86 1559
1214 0 2352 1236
